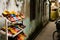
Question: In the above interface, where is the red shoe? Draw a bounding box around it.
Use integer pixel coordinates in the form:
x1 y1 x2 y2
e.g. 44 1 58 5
10 17 16 22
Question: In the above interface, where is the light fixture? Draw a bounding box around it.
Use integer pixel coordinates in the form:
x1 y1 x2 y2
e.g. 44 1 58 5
58 0 60 2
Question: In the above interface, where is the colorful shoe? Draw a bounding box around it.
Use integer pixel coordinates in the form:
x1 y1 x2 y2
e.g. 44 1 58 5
16 15 22 20
10 17 16 22
13 27 19 32
13 17 18 21
9 27 17 34
20 13 25 19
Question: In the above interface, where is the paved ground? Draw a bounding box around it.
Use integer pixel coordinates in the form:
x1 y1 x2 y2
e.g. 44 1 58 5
35 22 56 40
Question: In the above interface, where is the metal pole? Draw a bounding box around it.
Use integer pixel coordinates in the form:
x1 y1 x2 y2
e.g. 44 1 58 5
5 19 8 40
4 0 8 40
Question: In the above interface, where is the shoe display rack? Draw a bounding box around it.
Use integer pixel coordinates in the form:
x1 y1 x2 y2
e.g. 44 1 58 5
0 10 26 40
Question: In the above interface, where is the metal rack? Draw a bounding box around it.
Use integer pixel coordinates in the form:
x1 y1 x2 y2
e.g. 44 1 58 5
0 0 26 40
0 15 25 40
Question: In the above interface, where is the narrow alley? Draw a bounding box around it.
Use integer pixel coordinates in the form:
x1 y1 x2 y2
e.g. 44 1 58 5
35 22 56 40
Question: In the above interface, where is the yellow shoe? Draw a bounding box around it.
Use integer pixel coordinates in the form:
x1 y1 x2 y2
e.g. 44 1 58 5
9 27 17 34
